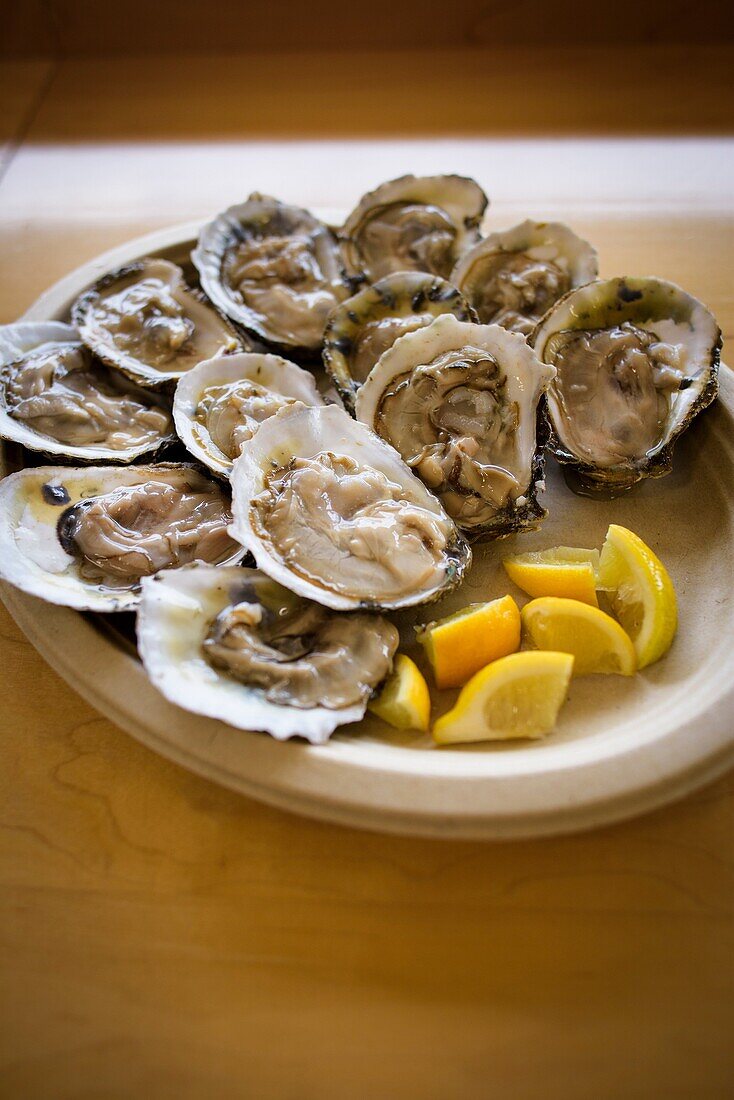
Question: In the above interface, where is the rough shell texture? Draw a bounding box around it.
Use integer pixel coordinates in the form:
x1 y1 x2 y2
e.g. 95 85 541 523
451 219 598 329
322 271 477 410
356 314 556 539
137 563 369 744
173 352 327 477
0 463 244 612
0 321 176 463
532 275 721 494
229 402 471 611
192 194 351 354
72 258 244 387
340 174 488 281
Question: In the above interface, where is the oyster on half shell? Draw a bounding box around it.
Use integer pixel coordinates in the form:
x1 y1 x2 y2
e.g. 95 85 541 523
229 403 470 611
532 276 721 495
452 220 598 336
0 463 243 611
340 175 488 283
356 315 556 538
322 271 476 410
0 321 175 462
173 352 327 477
72 258 244 387
138 563 399 743
193 194 353 354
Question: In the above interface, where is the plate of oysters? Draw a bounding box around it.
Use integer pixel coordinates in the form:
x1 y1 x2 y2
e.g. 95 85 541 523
1 174 732 839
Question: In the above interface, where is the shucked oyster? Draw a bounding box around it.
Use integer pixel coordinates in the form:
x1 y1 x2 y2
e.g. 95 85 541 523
72 258 243 386
0 321 175 462
193 194 352 353
229 403 470 611
356 315 556 537
174 352 327 477
322 272 476 410
138 563 398 743
452 220 598 336
341 175 488 283
0 463 243 611
533 276 721 495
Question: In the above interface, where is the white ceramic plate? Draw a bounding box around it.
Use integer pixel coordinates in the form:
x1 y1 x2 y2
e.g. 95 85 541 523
1 221 732 839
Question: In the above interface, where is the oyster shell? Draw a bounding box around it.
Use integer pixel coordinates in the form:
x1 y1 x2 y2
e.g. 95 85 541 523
340 175 488 283
72 258 243 387
173 352 327 477
0 321 175 462
322 271 477 410
452 220 598 336
0 463 243 611
138 563 398 743
355 314 556 537
229 403 470 611
192 194 352 353
532 276 721 495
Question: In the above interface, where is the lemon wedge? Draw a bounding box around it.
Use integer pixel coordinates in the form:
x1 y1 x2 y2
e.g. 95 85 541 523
521 596 637 676
433 651 574 744
368 654 430 732
503 546 601 605
416 595 521 689
598 524 677 669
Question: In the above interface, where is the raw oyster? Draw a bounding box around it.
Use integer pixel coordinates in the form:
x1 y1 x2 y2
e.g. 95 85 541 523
322 271 476 410
174 352 327 477
0 321 175 462
192 194 352 353
356 314 556 537
452 220 598 336
340 175 487 283
138 563 399 743
532 276 721 495
229 403 470 611
72 258 243 387
0 463 243 611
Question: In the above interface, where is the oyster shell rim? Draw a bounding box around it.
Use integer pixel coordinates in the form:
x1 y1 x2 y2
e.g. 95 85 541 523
339 173 489 282
0 320 178 464
191 194 354 356
322 270 478 411
0 461 246 612
228 402 472 612
71 257 246 389
355 313 557 540
531 274 722 494
173 350 328 478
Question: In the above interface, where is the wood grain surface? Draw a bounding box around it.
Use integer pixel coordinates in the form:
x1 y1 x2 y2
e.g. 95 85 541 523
0 47 732 1099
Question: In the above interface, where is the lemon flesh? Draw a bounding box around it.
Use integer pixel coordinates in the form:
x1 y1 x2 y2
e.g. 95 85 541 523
433 651 574 744
598 524 677 669
416 594 521 689
368 654 431 732
504 546 601 605
521 595 637 676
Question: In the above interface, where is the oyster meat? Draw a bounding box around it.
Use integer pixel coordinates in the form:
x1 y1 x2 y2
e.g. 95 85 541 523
0 321 175 462
193 194 352 353
173 351 327 477
452 220 598 336
229 403 470 611
356 314 556 537
138 564 399 743
341 175 488 282
0 463 243 611
532 276 721 494
322 271 476 410
72 258 243 386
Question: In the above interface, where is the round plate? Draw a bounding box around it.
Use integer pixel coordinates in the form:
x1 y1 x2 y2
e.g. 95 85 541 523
1 222 733 839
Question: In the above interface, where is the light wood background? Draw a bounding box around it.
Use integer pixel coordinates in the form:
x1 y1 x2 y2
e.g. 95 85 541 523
0 45 733 1099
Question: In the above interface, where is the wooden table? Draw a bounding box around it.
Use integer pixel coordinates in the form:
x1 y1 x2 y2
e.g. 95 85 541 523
1 50 733 1098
